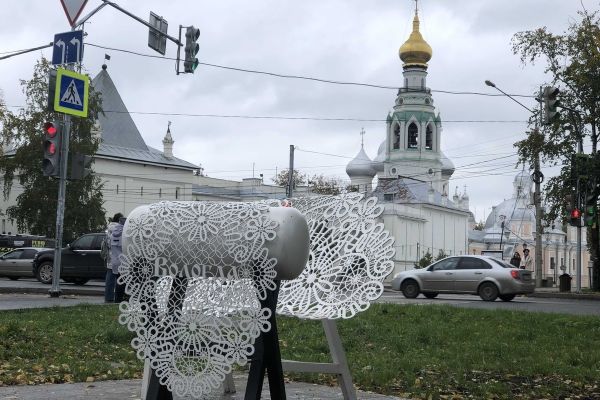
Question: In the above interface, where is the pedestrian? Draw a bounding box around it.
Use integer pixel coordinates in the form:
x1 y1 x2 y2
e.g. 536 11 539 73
509 251 521 268
103 213 122 303
111 215 127 303
521 248 533 270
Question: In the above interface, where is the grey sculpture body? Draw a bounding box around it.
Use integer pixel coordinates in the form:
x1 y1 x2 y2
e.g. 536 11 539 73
118 201 309 399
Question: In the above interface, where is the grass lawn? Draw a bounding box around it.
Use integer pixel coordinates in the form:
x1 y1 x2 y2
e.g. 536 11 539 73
0 303 599 399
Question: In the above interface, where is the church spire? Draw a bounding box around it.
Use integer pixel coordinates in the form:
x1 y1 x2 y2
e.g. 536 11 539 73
163 121 174 158
399 0 432 68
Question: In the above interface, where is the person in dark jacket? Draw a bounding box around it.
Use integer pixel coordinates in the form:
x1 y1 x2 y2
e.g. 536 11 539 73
509 251 521 268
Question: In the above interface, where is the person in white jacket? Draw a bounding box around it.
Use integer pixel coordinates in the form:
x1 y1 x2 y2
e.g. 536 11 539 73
103 213 122 303
111 216 126 303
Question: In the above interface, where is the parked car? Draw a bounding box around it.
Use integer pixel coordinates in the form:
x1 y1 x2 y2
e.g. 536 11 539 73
33 233 106 285
391 255 535 301
0 247 53 280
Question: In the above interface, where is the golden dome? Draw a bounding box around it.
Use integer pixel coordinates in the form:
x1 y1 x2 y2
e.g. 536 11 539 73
399 12 432 67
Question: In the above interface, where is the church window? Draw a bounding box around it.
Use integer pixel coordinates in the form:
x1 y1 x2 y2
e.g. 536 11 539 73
116 185 119 194
404 78 408 88
176 187 180 199
421 78 424 88
141 187 144 196
425 124 433 150
407 122 418 149
159 188 162 198
393 124 400 149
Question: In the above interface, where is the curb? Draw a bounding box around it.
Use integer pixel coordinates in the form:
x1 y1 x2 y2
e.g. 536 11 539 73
528 291 600 301
0 286 103 297
383 286 600 301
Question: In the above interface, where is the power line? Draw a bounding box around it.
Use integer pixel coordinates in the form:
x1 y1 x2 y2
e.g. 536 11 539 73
85 42 535 98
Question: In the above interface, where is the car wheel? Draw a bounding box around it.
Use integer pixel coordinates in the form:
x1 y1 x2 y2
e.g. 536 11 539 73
401 279 420 299
423 292 438 299
8 276 19 281
36 262 53 284
499 294 516 302
478 282 499 301
72 278 89 285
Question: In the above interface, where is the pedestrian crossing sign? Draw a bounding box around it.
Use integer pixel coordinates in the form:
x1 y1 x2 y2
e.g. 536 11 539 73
54 68 89 117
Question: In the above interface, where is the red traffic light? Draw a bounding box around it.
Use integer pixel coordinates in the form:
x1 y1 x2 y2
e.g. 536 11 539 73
46 142 57 155
44 122 57 137
571 208 582 219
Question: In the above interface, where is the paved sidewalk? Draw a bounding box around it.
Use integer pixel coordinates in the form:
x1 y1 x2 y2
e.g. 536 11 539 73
0 373 404 400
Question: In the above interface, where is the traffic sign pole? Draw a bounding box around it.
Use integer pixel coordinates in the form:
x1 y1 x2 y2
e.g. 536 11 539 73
49 115 70 297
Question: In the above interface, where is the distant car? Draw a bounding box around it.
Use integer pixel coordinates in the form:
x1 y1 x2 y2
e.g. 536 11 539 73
0 247 52 280
33 233 106 285
391 255 535 301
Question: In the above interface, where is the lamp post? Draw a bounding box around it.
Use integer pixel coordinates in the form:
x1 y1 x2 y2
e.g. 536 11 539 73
485 80 543 288
499 215 506 251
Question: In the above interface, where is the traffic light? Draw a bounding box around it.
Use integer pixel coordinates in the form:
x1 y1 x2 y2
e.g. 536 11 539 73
42 121 62 177
184 26 200 73
69 152 93 180
570 207 582 227
542 86 560 125
584 205 597 227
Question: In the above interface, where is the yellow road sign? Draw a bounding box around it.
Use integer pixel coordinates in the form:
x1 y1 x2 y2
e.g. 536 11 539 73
54 68 89 117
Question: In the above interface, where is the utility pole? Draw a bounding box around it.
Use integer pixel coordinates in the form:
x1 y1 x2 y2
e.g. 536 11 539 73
532 87 544 288
287 145 295 198
49 116 71 297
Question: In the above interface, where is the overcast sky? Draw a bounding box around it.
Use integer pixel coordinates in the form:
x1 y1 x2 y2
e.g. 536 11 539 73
1 0 597 222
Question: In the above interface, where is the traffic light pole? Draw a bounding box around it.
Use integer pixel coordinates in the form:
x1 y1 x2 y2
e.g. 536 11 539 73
49 115 71 297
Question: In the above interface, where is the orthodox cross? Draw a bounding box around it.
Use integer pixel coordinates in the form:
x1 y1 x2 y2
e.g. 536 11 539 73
360 127 365 147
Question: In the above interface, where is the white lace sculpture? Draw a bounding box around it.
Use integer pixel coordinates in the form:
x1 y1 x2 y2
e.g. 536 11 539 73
117 201 308 399
271 193 395 320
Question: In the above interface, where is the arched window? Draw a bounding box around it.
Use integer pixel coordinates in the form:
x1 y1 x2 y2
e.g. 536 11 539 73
393 124 400 149
404 78 408 88
421 78 424 88
425 124 433 150
407 122 418 149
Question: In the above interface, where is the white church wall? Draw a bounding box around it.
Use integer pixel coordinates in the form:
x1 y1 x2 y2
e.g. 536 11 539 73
95 157 193 221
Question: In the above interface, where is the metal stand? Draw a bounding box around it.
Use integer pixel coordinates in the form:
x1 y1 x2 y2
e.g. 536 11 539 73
282 319 357 400
244 281 286 400
144 276 188 400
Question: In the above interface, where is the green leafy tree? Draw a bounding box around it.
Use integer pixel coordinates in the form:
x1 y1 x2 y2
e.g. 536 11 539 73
414 250 433 269
308 174 342 195
511 9 600 289
272 168 306 190
0 58 105 242
473 220 485 231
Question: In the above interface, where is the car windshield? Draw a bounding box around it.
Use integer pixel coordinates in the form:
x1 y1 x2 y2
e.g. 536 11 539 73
489 258 515 268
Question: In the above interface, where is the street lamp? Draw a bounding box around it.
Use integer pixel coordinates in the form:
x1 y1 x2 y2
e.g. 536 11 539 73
485 80 534 113
499 215 506 251
485 79 543 288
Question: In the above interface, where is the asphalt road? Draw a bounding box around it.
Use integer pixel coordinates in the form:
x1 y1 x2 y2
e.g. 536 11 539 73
380 290 600 316
0 277 599 316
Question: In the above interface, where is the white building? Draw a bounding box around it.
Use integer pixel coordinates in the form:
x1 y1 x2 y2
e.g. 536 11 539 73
346 7 471 277
0 64 289 234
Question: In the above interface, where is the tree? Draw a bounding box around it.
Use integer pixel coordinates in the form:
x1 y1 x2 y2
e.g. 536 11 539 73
0 58 106 242
414 250 433 269
473 220 485 231
272 169 306 190
307 174 342 195
511 9 600 290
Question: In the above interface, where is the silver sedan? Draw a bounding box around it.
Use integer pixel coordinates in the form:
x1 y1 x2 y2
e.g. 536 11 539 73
0 248 52 281
390 255 535 301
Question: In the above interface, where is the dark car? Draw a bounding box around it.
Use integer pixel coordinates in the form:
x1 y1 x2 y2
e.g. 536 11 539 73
0 247 53 280
33 233 106 285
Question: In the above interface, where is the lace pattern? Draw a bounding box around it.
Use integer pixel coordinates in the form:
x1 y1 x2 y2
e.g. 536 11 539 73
271 193 395 319
118 201 277 398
